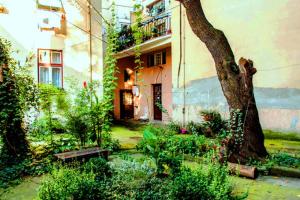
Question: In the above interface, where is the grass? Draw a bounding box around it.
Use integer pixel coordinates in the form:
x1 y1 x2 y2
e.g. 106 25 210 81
264 130 300 141
232 176 300 200
265 139 300 156
0 176 44 200
111 125 143 149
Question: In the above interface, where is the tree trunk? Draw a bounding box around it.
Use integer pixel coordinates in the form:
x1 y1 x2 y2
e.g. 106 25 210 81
178 0 267 163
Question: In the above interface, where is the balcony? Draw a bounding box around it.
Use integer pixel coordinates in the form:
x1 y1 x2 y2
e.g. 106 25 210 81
116 12 171 53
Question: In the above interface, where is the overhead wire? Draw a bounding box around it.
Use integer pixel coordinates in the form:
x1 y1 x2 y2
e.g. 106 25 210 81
36 0 106 43
72 0 102 27
33 0 300 73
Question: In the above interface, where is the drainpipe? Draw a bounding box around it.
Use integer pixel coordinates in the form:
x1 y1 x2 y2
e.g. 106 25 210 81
183 7 186 127
177 4 186 127
88 0 93 83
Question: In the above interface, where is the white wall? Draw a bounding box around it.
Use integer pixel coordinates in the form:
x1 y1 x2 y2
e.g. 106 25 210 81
0 0 104 94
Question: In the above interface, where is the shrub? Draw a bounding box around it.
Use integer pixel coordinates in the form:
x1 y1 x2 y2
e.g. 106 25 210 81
102 137 121 152
66 111 89 147
186 121 203 135
38 158 113 200
137 133 209 157
30 117 67 138
156 151 182 176
167 121 181 134
82 157 113 180
38 158 236 200
38 166 96 200
172 164 232 200
135 176 173 199
0 157 52 188
200 109 227 137
144 123 175 137
271 153 300 168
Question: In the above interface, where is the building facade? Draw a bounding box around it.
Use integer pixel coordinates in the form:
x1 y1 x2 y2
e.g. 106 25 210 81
0 0 104 91
112 0 300 133
2 0 300 132
171 0 300 132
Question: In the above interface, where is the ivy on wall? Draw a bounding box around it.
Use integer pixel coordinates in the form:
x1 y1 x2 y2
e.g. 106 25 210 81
102 2 119 138
132 3 144 83
0 38 38 163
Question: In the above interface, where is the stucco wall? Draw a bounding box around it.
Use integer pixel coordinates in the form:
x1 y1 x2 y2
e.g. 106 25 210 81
114 47 172 122
171 0 300 132
0 0 103 93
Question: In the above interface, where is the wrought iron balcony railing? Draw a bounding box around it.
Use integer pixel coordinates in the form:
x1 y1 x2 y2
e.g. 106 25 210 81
117 12 171 52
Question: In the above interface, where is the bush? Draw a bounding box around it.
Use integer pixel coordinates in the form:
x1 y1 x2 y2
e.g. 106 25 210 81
137 134 209 157
271 153 300 168
38 157 236 200
172 164 232 200
186 121 203 135
82 158 113 180
135 176 173 199
38 158 112 200
102 138 121 152
0 157 52 188
30 117 67 138
144 123 176 137
38 166 96 200
156 151 182 176
200 110 227 137
167 121 181 134
66 111 89 147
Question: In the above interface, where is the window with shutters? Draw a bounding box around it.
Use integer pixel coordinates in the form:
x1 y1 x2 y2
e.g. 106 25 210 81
147 50 167 67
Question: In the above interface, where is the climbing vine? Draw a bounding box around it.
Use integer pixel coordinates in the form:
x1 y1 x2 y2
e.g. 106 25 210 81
230 109 244 148
102 2 119 138
38 84 68 145
219 109 245 162
0 38 38 162
132 3 144 82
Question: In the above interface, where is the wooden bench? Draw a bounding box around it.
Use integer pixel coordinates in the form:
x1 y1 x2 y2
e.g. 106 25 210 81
54 147 110 162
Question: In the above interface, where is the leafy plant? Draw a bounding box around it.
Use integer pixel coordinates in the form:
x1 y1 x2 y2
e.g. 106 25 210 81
66 111 89 148
156 151 182 176
186 121 203 135
167 121 181 134
132 3 144 73
271 153 300 168
200 109 227 137
102 2 119 144
0 37 38 162
38 84 69 144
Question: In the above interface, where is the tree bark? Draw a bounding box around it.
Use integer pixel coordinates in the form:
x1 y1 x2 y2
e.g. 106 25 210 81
177 0 268 163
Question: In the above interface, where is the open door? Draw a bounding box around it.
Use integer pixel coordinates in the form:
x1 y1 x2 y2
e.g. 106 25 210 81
153 84 162 121
120 90 134 119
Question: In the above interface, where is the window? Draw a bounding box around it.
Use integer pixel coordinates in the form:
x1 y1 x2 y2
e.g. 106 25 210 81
51 51 62 64
147 51 167 67
154 53 162 65
38 49 63 88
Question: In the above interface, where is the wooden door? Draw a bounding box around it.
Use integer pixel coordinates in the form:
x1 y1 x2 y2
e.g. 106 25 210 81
153 84 162 120
120 90 134 119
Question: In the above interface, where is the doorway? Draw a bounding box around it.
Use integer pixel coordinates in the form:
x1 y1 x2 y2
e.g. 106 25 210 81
153 84 162 121
120 89 134 119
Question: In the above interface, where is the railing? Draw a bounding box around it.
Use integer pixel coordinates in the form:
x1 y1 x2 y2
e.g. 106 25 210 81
117 12 171 52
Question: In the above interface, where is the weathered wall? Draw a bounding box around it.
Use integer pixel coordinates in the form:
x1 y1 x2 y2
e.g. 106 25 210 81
114 47 172 122
0 0 103 92
171 0 300 132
